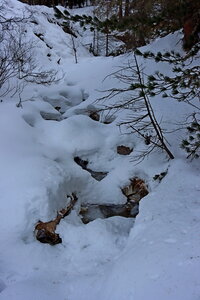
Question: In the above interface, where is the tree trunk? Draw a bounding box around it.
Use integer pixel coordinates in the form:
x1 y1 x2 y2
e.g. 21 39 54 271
118 0 123 19
124 0 130 17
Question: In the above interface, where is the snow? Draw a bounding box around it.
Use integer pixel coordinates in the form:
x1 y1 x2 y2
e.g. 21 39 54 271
96 160 200 300
0 1 199 300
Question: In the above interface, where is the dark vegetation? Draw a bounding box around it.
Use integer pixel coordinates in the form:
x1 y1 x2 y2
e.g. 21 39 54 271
20 0 200 51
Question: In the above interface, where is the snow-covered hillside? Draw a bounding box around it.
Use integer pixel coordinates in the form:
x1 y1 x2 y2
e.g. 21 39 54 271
0 1 199 300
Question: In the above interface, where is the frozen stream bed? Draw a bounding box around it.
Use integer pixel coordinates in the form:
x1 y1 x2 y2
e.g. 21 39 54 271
0 1 199 299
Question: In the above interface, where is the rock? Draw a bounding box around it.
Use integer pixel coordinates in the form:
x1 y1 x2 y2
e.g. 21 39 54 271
89 170 108 181
80 205 104 224
117 145 133 155
74 156 108 181
35 193 77 245
40 111 62 121
79 177 148 224
80 202 139 224
35 221 62 245
153 170 168 182
89 111 100 122
122 177 148 203
42 96 71 114
74 156 88 169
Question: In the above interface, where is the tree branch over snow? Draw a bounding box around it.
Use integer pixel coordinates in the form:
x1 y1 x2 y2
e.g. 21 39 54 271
96 54 174 162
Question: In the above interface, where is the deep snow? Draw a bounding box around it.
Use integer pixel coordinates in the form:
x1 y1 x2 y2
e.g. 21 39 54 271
0 1 199 299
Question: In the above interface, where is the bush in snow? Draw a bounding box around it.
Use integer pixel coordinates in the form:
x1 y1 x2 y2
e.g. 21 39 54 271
0 11 57 100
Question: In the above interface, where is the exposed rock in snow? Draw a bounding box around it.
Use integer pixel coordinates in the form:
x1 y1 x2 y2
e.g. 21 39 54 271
80 178 148 223
117 145 133 155
80 202 139 224
74 156 108 181
122 177 149 203
88 111 100 122
40 111 62 121
35 194 77 245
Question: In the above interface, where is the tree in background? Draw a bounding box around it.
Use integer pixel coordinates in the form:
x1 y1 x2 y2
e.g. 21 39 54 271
19 0 199 51
19 0 88 7
91 0 199 50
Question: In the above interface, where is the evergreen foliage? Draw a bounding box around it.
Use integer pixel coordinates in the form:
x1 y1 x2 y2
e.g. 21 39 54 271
98 54 175 161
54 7 117 56
181 115 200 159
90 0 199 50
98 40 199 162
134 45 200 160
135 44 200 108
19 0 87 8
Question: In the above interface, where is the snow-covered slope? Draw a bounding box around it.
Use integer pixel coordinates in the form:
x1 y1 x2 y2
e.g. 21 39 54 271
0 1 199 299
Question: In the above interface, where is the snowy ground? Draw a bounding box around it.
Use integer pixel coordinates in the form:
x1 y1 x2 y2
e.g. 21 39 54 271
0 1 200 299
